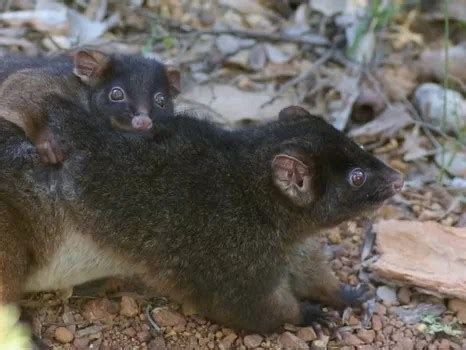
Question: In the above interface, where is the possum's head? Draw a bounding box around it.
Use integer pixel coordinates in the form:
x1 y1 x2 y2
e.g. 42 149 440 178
268 106 403 228
72 49 180 133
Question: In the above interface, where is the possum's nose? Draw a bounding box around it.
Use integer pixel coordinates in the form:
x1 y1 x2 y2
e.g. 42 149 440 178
392 177 404 193
132 113 153 131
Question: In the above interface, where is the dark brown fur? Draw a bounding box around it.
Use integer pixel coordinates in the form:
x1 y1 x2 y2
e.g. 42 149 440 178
0 104 402 334
0 49 180 164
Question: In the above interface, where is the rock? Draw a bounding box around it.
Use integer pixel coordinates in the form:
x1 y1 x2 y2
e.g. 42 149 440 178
296 327 317 342
393 303 446 325
278 332 309 349
216 35 241 56
82 298 118 323
413 83 466 131
347 315 360 326
374 303 387 316
220 333 238 349
75 325 101 338
148 337 168 350
448 299 466 323
373 220 466 300
244 334 263 348
73 337 90 350
310 340 327 350
54 327 74 344
397 287 412 304
357 329 375 343
399 338 414 350
435 148 466 178
152 307 186 327
438 339 451 350
342 332 363 346
372 314 383 331
328 229 342 244
123 327 136 337
376 286 398 306
120 296 139 317
391 330 404 342
137 330 152 342
448 298 466 312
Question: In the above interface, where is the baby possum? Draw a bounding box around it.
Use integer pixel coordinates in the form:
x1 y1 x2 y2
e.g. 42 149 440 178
0 49 180 164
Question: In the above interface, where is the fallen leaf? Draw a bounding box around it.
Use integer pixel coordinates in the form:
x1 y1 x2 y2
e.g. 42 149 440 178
182 84 298 125
327 72 361 130
310 0 346 17
419 43 466 85
349 104 412 139
375 66 418 101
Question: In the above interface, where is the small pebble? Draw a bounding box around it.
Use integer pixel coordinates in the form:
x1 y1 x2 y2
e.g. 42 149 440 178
54 327 74 344
278 332 309 349
397 287 411 304
244 334 263 348
372 314 383 331
120 296 139 317
296 327 317 342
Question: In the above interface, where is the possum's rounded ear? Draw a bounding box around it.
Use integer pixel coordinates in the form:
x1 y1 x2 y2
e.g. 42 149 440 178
166 66 181 97
73 49 111 85
278 106 312 122
271 153 314 206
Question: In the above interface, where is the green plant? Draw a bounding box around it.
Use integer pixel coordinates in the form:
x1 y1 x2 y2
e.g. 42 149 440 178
420 314 463 337
0 304 32 350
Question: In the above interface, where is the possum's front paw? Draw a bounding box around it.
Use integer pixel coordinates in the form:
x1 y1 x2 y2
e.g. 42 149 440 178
299 301 333 328
339 283 373 307
35 129 64 165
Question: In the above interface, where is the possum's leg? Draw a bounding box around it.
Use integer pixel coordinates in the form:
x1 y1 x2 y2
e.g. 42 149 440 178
289 238 372 309
0 70 64 164
0 202 29 306
206 278 328 332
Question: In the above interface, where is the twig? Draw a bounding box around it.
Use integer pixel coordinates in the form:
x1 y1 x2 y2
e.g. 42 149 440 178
145 305 161 333
261 49 334 107
138 12 330 47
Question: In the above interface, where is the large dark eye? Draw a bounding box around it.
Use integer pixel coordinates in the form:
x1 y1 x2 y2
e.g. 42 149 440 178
349 168 366 188
109 87 125 101
154 92 165 108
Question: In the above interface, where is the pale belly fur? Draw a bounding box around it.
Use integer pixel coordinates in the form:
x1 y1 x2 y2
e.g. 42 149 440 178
24 227 139 292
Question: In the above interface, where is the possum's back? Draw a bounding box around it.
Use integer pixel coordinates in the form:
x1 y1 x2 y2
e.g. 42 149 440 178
0 54 72 82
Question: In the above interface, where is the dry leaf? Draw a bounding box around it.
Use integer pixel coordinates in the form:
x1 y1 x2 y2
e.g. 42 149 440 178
419 43 466 85
375 66 417 101
349 104 412 139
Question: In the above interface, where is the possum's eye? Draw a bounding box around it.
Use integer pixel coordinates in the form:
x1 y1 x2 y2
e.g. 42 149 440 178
109 87 125 101
154 92 166 108
349 168 366 188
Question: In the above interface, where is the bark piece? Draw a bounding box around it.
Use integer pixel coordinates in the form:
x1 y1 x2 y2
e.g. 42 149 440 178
372 220 466 300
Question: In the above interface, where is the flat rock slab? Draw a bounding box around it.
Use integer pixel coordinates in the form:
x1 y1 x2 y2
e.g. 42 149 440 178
373 220 466 300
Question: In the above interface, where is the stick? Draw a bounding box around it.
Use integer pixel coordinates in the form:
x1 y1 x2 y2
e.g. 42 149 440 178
261 49 334 107
139 12 330 47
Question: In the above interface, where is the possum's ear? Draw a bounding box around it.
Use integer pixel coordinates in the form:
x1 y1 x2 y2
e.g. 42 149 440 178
278 106 312 122
166 66 181 97
272 153 314 206
73 49 111 86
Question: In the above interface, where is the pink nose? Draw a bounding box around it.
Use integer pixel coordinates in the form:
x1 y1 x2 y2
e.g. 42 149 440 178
392 177 404 193
132 115 153 130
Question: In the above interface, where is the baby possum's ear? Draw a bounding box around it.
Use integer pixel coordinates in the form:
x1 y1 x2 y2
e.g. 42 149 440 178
272 152 315 207
73 49 111 86
278 106 312 122
166 66 181 97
